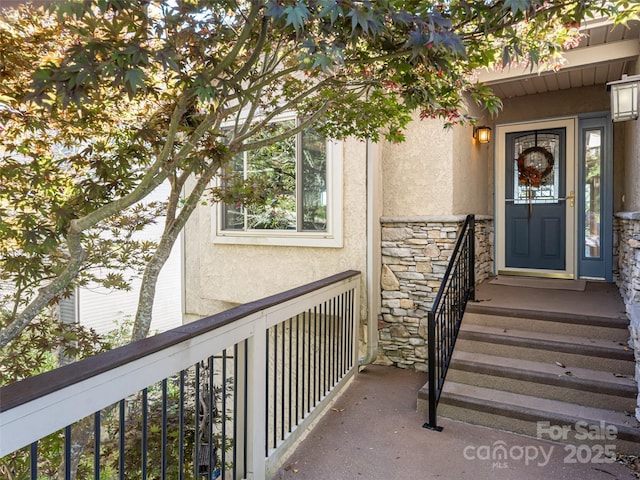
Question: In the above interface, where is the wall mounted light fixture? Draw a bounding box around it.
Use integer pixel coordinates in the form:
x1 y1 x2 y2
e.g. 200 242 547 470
473 125 492 144
606 74 640 122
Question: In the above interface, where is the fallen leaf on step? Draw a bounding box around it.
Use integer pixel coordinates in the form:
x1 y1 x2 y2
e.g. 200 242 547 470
564 371 573 376
613 373 626 377
623 346 630 351
555 361 566 368
331 407 345 413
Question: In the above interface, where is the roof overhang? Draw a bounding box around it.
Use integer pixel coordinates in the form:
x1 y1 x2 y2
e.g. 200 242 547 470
476 19 640 98
476 39 639 85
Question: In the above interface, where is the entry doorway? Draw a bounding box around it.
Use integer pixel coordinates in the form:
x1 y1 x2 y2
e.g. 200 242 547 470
495 116 613 281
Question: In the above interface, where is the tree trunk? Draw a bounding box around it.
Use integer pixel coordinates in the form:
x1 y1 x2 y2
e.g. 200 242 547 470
131 157 222 341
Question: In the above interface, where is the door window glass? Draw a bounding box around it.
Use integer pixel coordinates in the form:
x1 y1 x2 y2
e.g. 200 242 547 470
513 132 561 204
583 129 602 258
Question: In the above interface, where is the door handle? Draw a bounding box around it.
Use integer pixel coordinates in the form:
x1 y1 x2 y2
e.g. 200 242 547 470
563 190 575 208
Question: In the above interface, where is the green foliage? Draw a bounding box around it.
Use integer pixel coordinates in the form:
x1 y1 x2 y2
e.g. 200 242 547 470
1 0 638 348
0 310 109 385
0 6 169 346
0 310 109 479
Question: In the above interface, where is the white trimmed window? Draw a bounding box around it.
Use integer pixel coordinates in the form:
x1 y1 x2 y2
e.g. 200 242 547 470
213 114 343 247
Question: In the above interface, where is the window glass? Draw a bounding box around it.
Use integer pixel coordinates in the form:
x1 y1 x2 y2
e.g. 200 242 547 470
512 132 561 204
301 126 327 231
222 118 328 233
584 129 602 258
222 151 247 231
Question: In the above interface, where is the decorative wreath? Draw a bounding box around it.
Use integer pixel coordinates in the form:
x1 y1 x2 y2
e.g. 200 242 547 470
517 146 554 188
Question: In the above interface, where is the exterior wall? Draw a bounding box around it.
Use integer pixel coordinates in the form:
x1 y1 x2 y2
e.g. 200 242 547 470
617 213 640 306
376 216 493 370
183 139 369 321
453 102 494 215
381 115 454 217
381 112 493 218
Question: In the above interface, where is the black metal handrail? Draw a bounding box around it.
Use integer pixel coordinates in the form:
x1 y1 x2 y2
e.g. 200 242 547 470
423 214 475 431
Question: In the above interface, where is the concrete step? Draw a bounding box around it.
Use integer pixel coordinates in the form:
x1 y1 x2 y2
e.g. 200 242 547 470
419 304 639 454
466 301 628 328
418 382 640 455
457 323 635 375
447 351 637 411
463 311 630 343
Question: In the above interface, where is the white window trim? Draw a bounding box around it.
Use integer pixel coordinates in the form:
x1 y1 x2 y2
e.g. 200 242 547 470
211 134 343 248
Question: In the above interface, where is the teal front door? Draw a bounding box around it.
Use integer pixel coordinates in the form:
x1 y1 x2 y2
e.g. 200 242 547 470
496 118 576 278
505 128 567 270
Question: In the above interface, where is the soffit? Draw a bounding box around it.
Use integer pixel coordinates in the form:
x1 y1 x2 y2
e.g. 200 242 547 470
477 20 640 99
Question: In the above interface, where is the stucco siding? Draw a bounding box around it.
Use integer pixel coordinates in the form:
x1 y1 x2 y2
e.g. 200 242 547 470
451 118 493 215
381 115 454 217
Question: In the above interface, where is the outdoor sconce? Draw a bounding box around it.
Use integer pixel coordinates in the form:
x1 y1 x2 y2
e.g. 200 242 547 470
473 125 492 144
607 74 640 122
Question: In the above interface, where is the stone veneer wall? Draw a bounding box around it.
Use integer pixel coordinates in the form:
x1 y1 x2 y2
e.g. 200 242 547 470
614 212 640 420
377 215 493 371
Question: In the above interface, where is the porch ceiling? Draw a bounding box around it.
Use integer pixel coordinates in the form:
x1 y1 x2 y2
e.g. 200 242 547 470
477 19 640 99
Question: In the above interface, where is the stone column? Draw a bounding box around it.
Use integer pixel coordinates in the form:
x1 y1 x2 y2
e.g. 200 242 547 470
615 212 640 421
376 215 493 370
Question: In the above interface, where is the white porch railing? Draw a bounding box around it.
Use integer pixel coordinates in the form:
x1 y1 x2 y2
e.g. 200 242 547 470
0 270 360 480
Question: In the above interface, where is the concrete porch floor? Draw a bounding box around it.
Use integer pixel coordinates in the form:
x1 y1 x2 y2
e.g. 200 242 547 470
272 281 638 480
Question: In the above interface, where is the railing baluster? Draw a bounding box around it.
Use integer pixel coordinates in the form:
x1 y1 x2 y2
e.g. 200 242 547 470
194 363 200 480
233 343 238 479
142 388 148 480
281 321 286 443
272 324 278 450
160 379 167 480
306 309 311 414
295 314 304 426
222 350 227 479
179 370 185 480
207 357 214 480
243 338 248 477
30 442 37 480
64 425 71 480
424 214 475 431
331 297 337 386
322 301 328 395
119 399 125 480
94 411 100 480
